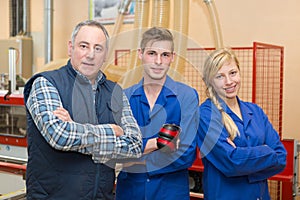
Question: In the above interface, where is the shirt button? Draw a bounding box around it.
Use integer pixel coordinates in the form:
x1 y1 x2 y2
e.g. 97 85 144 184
247 136 250 140
147 178 150 182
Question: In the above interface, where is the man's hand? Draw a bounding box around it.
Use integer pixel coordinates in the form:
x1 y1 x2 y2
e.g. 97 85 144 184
144 138 158 154
53 107 73 122
53 107 124 137
122 160 146 168
110 124 124 137
156 124 181 153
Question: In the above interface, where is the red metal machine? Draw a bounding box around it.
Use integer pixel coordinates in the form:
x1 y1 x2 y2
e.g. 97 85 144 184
0 92 27 178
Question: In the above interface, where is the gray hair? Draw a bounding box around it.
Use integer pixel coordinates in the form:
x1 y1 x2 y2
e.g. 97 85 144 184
71 20 110 49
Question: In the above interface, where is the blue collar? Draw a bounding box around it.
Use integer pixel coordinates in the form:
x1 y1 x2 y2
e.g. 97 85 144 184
132 75 178 97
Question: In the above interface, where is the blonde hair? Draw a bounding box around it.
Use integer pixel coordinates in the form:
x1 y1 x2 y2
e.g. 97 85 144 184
203 48 240 140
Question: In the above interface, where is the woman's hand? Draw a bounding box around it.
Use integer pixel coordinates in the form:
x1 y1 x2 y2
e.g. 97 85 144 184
227 138 236 148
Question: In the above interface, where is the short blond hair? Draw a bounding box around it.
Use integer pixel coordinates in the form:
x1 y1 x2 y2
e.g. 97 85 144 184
140 27 174 52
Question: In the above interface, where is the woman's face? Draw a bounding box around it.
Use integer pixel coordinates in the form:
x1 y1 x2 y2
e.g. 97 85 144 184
211 59 241 101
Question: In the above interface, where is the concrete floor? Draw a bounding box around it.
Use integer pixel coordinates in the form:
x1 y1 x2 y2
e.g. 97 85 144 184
0 172 25 196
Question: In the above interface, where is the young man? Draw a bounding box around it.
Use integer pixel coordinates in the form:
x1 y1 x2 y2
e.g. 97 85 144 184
115 27 199 200
24 20 142 200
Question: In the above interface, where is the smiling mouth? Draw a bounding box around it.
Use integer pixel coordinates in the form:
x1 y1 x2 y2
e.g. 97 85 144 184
82 62 94 66
224 85 236 92
151 66 164 70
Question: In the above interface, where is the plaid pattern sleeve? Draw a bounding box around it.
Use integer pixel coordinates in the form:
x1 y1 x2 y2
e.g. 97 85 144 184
92 94 143 162
26 77 142 163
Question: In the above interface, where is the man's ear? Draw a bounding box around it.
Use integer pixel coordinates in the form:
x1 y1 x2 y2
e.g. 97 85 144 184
171 52 176 62
67 41 72 57
138 48 143 60
103 49 108 62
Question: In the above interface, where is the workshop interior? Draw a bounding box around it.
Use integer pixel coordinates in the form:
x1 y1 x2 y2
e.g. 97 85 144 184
0 0 300 199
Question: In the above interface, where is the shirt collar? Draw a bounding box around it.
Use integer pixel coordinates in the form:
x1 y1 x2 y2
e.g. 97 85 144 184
219 96 253 121
69 63 103 88
133 75 178 97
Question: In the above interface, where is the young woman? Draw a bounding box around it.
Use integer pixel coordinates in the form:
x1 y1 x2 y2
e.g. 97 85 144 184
197 48 286 200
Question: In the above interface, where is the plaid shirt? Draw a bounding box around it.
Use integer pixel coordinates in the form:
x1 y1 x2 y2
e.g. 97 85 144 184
26 76 142 163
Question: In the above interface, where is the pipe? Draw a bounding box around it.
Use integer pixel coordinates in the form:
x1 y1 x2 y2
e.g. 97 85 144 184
9 0 24 36
171 0 189 77
16 0 20 34
129 0 150 69
119 0 150 88
44 0 53 64
151 0 170 27
9 0 17 36
8 0 29 36
4 48 17 100
105 0 132 69
204 0 223 49
9 48 17 93
23 0 30 36
118 0 132 14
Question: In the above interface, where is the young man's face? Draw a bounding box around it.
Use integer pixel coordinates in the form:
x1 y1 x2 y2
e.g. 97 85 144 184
138 40 174 82
68 25 107 83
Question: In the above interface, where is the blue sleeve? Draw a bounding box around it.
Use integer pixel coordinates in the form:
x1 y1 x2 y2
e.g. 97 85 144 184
198 101 284 178
147 89 199 175
247 106 286 183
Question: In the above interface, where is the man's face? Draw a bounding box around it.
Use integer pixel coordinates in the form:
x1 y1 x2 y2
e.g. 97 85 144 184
68 25 107 83
138 40 174 82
